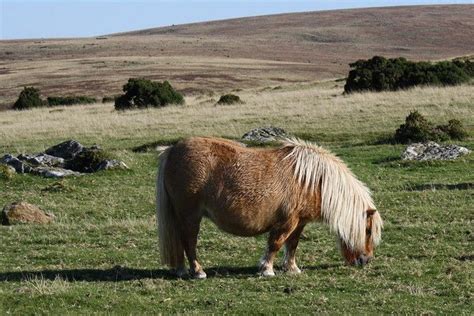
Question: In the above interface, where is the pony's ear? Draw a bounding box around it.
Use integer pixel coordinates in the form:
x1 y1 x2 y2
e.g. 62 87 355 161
366 209 377 217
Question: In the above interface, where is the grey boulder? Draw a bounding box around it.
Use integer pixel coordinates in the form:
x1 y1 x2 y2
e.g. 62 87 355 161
45 140 84 159
402 141 471 161
242 126 288 143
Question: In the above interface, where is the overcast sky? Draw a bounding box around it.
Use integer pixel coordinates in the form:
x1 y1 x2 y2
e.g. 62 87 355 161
1 0 472 40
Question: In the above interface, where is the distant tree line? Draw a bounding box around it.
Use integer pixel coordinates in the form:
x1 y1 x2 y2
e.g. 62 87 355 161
344 56 474 93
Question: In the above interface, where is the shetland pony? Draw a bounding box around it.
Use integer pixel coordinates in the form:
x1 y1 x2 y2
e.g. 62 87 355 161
157 137 383 278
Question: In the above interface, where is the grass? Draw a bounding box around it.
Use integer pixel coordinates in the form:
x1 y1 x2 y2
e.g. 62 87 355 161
0 83 473 314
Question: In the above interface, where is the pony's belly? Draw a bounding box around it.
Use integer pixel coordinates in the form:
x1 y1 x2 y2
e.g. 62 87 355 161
203 207 273 237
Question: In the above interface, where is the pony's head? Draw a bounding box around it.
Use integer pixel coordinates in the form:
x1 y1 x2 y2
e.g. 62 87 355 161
281 138 383 266
340 208 383 266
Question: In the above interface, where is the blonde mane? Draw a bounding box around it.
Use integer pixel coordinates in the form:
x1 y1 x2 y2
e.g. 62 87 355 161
282 138 382 252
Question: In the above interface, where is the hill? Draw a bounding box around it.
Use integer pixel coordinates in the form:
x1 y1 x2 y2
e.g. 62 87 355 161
0 4 473 109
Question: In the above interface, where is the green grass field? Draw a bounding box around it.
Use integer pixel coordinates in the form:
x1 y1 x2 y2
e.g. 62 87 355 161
0 83 473 314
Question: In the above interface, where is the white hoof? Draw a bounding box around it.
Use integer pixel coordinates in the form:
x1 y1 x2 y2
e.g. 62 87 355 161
260 269 276 277
284 266 302 274
192 271 207 279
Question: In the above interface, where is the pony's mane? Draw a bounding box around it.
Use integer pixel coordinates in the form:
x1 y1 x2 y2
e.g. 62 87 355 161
281 138 382 252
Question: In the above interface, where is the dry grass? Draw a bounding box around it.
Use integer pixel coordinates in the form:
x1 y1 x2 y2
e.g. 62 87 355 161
18 276 70 295
1 82 472 151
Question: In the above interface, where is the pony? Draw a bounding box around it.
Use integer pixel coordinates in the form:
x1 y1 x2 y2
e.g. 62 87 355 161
157 137 383 278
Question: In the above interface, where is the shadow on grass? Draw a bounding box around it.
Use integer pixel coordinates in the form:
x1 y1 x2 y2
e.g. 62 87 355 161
0 264 340 282
406 182 473 191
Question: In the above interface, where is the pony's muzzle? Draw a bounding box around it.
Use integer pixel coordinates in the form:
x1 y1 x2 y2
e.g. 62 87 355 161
354 254 372 266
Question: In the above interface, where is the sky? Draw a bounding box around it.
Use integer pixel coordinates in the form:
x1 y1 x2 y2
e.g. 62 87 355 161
1 0 472 40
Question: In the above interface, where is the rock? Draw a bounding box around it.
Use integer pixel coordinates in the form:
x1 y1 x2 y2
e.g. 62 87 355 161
1 154 33 173
1 140 128 178
33 167 81 178
242 126 288 143
95 160 129 171
1 202 55 225
18 153 65 167
45 140 84 159
402 141 471 161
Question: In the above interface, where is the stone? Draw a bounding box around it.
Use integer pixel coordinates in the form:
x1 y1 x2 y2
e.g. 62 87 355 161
402 141 471 161
33 167 81 178
0 154 33 173
242 126 288 143
1 202 55 225
18 153 65 167
45 140 84 159
95 160 129 171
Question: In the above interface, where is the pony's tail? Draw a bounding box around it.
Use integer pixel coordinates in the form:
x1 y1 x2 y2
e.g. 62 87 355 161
157 148 184 268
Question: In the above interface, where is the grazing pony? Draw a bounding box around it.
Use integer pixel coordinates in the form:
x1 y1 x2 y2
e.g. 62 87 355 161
157 137 383 278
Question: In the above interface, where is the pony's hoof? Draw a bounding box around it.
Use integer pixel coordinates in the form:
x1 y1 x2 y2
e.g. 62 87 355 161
260 269 276 277
284 266 302 275
192 271 207 279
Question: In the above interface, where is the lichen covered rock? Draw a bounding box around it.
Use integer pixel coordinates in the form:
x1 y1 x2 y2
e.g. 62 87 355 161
401 142 470 161
2 202 55 225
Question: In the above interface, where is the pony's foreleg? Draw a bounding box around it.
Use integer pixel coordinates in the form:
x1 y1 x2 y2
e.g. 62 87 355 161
259 220 299 277
282 225 305 274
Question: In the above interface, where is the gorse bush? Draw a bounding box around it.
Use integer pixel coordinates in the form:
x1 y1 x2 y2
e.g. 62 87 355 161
217 94 241 105
114 78 184 110
66 148 114 173
436 119 468 141
395 111 434 143
0 164 15 181
13 87 98 110
394 111 468 144
344 56 472 93
47 96 97 106
102 95 119 103
13 87 44 110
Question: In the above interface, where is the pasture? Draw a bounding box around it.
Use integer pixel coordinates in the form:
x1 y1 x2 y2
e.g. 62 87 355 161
0 82 473 314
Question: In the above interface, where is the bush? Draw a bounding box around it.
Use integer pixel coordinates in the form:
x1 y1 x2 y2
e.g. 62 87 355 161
217 94 241 105
13 87 45 110
102 95 119 103
114 78 184 110
47 96 97 106
394 111 434 143
344 56 472 93
66 148 113 173
436 119 468 141
394 111 468 143
0 164 15 181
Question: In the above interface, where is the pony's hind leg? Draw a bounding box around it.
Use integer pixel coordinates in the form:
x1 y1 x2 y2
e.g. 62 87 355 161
179 214 207 279
259 219 299 277
282 225 305 274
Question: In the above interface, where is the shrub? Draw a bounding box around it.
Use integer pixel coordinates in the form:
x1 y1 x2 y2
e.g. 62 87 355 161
394 111 468 143
114 78 184 110
436 119 468 141
47 96 97 106
217 94 241 105
344 56 472 93
13 87 45 110
394 111 434 143
0 164 15 181
66 148 113 173
102 95 119 103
